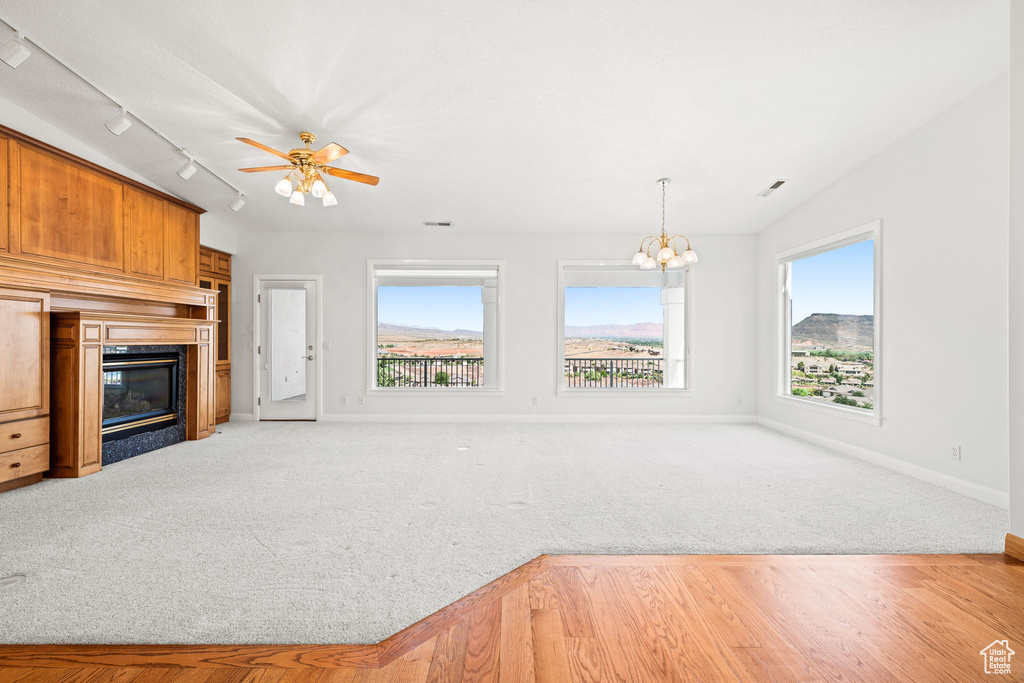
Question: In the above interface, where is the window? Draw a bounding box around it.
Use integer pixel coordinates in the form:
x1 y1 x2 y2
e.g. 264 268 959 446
558 262 689 391
778 223 880 419
368 261 503 391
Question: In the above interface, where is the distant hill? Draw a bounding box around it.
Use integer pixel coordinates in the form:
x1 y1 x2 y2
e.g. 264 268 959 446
378 322 482 339
792 313 873 347
565 322 662 339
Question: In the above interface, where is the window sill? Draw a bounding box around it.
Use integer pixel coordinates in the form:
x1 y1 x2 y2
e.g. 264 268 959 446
557 388 695 397
366 388 505 397
772 395 881 426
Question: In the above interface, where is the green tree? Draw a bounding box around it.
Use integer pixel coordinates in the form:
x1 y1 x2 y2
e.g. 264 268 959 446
791 387 810 396
376 365 396 387
861 402 873 410
434 371 450 386
833 395 859 407
850 390 865 397
797 361 806 371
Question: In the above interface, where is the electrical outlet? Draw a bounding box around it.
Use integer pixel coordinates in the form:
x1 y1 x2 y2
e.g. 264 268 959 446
358 397 365 405
532 396 538 406
951 445 962 461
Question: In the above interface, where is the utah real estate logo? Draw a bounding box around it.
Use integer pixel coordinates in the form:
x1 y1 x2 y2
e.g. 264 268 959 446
980 640 1014 675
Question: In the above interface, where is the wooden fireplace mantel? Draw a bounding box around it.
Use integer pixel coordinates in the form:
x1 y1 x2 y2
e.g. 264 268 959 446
50 312 217 478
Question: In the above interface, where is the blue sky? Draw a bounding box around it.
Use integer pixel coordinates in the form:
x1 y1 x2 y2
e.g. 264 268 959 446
378 286 483 331
790 239 874 324
565 287 663 326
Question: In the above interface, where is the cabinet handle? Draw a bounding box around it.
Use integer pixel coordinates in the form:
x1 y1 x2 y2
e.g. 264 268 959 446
10 433 21 439
11 462 20 468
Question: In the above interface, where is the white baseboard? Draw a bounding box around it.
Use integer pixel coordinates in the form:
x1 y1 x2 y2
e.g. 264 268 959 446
317 413 757 424
757 417 1009 509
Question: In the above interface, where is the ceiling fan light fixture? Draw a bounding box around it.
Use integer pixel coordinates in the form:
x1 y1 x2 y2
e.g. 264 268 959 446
228 193 245 212
0 32 31 69
311 177 326 199
274 176 293 197
105 107 131 136
289 189 305 206
322 190 338 207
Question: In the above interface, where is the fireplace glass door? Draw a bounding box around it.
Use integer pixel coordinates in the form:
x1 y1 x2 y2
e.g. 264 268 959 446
102 353 179 441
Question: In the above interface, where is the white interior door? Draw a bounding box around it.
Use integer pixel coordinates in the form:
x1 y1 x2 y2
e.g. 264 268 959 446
259 279 318 420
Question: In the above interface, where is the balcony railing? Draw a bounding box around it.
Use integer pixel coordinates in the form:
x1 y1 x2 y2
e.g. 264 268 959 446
564 357 663 388
377 357 484 387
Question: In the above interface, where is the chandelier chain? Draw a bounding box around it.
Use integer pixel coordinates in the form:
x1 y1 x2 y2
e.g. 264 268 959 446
661 180 666 236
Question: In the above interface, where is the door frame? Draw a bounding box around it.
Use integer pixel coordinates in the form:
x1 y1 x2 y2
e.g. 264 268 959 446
252 274 324 422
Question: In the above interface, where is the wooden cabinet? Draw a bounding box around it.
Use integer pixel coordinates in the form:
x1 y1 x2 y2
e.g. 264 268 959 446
199 246 232 424
14 146 125 272
0 124 203 286
165 204 198 285
125 188 166 280
0 288 49 492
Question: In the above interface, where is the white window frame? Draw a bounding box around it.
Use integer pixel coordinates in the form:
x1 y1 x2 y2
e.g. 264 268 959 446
366 259 505 395
774 220 882 426
556 259 695 396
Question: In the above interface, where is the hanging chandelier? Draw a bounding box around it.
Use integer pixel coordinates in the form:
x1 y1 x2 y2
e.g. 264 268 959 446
631 178 698 271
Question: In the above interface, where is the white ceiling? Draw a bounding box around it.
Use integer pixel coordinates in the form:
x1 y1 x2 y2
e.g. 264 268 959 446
0 1 1010 234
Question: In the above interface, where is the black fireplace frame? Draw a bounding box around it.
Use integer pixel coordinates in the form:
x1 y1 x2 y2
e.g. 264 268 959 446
101 352 180 442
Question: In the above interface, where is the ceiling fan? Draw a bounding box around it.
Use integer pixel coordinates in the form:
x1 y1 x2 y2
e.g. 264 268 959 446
236 131 379 207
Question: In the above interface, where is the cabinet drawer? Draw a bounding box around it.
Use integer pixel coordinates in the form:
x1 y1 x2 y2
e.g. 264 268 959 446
0 417 49 454
0 444 48 483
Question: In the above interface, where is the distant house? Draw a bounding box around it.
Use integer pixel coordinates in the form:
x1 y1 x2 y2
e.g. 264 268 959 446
805 364 825 375
819 377 837 385
836 363 867 375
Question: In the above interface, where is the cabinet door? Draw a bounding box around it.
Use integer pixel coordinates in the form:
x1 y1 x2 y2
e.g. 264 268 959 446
0 288 49 422
214 251 231 277
198 247 214 274
0 136 8 253
165 204 198 284
125 188 165 280
216 368 231 423
16 146 124 272
216 279 230 365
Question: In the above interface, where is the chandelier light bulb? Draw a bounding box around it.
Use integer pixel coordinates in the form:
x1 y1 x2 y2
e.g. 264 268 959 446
657 245 675 262
322 190 338 207
640 255 657 270
289 189 305 206
105 107 132 136
631 250 646 266
0 32 31 69
682 248 699 264
666 255 683 269
274 176 293 197
311 178 326 199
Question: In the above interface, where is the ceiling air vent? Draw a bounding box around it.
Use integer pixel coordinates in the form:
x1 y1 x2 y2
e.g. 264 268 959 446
757 179 788 197
423 221 454 227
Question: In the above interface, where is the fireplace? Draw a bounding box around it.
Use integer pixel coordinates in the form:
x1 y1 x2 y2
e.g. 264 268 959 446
102 352 179 442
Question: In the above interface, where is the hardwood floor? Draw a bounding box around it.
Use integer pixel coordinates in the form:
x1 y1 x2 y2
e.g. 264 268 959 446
1 554 1022 682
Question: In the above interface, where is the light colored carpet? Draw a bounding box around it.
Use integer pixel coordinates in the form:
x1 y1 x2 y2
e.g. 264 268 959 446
0 421 1007 644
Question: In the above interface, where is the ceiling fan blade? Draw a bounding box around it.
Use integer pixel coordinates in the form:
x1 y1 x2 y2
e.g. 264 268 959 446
323 167 380 186
310 142 349 165
236 137 292 161
237 165 294 173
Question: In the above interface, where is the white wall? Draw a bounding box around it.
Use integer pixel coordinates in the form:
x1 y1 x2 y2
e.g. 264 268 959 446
755 76 1009 502
0 94 237 254
231 231 757 418
1009 6 1024 537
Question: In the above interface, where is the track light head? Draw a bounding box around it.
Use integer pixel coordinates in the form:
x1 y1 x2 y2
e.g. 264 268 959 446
105 107 131 136
229 193 245 212
0 32 31 69
177 152 197 180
